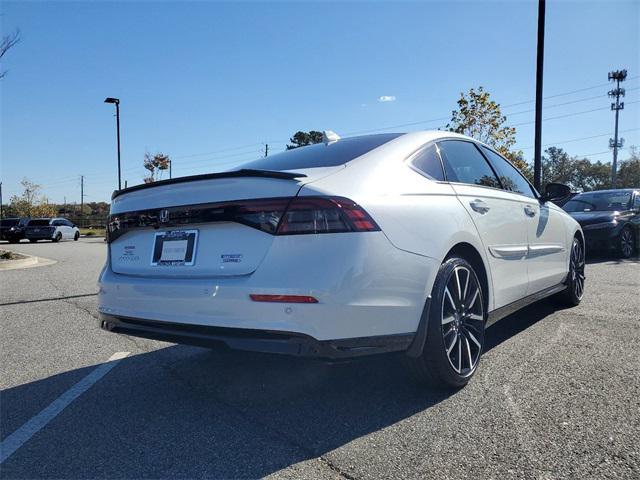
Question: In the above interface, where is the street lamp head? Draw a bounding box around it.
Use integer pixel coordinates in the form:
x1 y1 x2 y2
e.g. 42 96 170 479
104 97 120 104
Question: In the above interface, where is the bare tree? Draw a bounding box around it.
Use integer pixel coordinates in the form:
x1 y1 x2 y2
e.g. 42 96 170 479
0 29 20 79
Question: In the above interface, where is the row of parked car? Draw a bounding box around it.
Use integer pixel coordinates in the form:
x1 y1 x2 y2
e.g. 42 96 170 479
0 217 81 243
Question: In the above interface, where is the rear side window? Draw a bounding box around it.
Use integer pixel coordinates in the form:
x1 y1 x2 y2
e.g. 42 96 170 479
1 219 19 227
239 134 403 171
481 147 536 199
409 143 445 181
28 219 51 226
437 140 501 189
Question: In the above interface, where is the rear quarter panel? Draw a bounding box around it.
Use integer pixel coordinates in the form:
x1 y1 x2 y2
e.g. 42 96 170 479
299 147 495 310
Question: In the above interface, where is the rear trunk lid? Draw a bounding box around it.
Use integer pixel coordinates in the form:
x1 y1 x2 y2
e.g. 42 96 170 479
108 168 340 278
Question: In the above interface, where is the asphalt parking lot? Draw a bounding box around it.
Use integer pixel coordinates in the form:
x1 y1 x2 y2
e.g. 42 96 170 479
1 238 639 479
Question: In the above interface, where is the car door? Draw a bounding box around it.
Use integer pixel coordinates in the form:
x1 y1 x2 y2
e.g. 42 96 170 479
437 140 529 309
63 219 74 239
480 146 568 294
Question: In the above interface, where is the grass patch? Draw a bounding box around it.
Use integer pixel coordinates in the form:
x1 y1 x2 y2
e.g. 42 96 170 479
0 250 26 260
79 228 106 237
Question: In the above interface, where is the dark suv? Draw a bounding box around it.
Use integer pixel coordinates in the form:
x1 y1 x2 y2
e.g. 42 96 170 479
0 218 29 243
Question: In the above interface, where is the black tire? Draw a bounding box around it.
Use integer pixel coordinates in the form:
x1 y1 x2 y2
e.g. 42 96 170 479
74 231 80 241
52 232 62 243
9 238 19 244
559 236 585 306
29 239 37 243
405 257 486 390
618 227 635 259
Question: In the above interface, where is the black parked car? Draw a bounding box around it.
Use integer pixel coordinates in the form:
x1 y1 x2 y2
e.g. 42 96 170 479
563 188 640 258
0 218 29 243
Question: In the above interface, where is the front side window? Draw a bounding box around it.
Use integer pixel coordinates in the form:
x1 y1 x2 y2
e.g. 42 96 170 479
437 140 501 189
480 147 536 199
409 143 445 181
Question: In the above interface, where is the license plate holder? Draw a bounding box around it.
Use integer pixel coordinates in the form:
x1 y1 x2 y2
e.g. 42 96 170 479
151 230 198 266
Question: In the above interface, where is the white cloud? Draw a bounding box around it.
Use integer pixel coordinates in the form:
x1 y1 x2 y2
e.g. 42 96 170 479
378 95 396 102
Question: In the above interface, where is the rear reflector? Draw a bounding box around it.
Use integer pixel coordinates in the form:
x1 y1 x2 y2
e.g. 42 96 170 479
250 294 319 303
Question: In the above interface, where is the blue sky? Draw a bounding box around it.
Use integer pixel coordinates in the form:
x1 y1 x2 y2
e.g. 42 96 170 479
1 0 638 204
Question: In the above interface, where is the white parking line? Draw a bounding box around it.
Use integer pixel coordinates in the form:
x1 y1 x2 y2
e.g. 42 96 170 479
0 352 130 464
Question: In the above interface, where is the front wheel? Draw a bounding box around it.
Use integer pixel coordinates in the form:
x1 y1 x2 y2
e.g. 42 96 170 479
618 227 635 259
406 257 486 389
74 231 80 241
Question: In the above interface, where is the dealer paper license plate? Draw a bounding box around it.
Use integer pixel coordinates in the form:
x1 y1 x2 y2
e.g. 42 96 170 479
151 230 198 266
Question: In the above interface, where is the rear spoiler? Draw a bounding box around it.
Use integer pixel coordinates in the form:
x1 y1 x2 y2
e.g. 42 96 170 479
111 169 307 200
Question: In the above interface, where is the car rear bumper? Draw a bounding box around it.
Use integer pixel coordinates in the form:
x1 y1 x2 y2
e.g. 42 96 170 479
99 313 414 359
98 232 438 341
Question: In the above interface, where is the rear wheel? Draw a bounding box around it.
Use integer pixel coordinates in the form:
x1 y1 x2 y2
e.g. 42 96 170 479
618 227 635 259
52 232 62 243
406 257 485 389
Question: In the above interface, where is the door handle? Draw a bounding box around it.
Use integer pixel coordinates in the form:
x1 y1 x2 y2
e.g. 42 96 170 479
524 205 537 217
469 199 490 214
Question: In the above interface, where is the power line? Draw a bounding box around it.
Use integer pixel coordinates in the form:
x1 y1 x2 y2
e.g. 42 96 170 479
519 127 640 150
172 142 264 159
510 100 639 128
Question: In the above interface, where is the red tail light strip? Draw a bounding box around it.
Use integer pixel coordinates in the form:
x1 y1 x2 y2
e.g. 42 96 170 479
107 196 379 242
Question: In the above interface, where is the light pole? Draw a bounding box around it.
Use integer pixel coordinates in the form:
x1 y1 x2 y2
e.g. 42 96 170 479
104 97 122 190
533 0 546 192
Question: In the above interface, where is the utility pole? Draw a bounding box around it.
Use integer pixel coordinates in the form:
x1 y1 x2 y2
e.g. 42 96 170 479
64 196 67 216
264 143 269 157
533 0 546 192
80 175 85 227
608 69 627 188
0 182 3 219
169 159 172 179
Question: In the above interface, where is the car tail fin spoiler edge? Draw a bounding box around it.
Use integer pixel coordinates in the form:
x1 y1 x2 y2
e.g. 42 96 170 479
111 169 307 200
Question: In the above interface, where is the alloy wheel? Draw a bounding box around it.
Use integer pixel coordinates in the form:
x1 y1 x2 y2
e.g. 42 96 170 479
441 266 484 375
621 229 634 258
570 239 585 300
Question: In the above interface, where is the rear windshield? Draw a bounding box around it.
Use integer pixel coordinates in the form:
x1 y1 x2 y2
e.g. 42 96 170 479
1 219 20 227
563 191 632 212
238 133 403 171
27 219 52 226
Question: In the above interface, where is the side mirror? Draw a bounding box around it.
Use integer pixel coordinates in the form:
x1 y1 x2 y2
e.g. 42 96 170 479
541 182 571 203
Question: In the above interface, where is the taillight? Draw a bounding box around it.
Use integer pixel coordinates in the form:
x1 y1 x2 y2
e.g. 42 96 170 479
107 196 379 241
276 197 380 235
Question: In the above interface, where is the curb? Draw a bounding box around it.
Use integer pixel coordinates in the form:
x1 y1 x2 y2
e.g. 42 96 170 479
0 251 57 271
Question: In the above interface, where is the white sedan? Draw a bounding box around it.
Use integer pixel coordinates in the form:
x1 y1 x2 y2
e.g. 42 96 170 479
98 130 585 388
